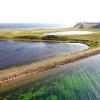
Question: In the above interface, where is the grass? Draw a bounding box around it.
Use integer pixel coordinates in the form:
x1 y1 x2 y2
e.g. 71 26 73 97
0 28 100 47
0 28 100 92
0 28 100 75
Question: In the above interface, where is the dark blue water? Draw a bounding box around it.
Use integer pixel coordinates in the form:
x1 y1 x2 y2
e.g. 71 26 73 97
0 41 88 70
1 54 100 100
0 23 62 30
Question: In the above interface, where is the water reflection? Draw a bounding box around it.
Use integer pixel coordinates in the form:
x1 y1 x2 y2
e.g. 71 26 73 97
0 41 88 69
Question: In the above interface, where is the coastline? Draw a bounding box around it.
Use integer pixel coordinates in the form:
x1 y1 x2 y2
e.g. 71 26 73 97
0 28 100 92
0 47 100 91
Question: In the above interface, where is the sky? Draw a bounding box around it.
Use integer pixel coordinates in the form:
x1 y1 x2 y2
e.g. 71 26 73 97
0 0 100 27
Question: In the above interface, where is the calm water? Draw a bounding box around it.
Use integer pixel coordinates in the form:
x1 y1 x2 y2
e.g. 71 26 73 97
43 31 94 35
1 54 100 100
0 23 63 30
0 41 88 70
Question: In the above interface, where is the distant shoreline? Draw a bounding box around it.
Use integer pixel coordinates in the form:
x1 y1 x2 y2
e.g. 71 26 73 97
0 23 66 32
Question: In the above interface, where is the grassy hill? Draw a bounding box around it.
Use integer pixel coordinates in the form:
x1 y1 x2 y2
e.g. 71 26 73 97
74 22 100 29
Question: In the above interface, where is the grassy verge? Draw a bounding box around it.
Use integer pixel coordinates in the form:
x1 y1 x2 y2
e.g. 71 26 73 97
0 29 100 48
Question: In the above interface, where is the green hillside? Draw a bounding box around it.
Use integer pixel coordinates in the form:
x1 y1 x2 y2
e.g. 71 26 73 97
74 22 100 29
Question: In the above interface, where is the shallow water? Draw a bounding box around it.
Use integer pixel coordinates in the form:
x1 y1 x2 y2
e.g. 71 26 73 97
44 31 94 35
0 41 88 69
1 54 100 100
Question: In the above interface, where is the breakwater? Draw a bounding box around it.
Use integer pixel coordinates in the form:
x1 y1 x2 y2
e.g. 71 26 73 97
0 48 100 88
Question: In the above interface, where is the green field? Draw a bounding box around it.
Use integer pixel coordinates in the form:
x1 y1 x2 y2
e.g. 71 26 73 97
0 29 100 48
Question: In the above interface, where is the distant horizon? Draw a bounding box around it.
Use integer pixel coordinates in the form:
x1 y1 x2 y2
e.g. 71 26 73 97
0 22 99 28
0 23 69 30
0 22 100 28
0 0 100 27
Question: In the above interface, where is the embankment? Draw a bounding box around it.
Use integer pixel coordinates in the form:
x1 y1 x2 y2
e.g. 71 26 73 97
0 47 100 88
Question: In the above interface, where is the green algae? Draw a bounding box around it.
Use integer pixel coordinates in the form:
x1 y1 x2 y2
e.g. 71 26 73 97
1 55 100 100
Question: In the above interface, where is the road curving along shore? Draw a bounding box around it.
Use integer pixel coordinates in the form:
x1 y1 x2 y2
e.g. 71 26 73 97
0 47 100 89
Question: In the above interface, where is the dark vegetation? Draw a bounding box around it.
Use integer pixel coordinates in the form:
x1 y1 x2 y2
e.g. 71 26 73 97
42 35 58 40
12 35 41 40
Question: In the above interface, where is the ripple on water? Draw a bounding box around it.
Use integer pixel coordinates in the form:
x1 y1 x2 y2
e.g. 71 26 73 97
0 55 100 100
0 41 88 70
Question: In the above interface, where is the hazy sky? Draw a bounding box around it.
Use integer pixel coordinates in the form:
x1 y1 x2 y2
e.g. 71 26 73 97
0 0 100 26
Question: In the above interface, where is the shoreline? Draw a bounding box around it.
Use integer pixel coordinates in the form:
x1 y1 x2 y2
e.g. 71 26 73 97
0 47 100 90
0 28 100 92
